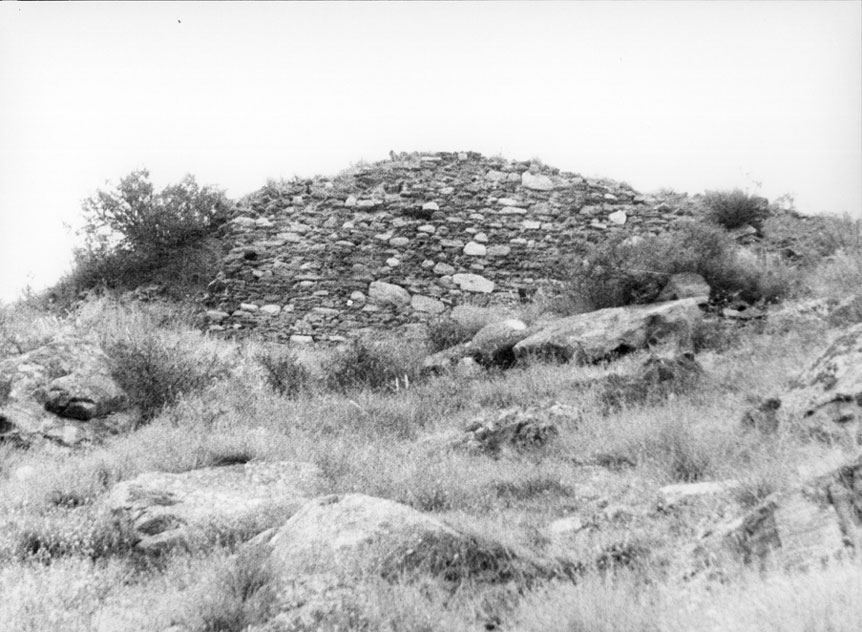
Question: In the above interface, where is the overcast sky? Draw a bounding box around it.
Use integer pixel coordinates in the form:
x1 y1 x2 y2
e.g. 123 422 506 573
1 2 860 303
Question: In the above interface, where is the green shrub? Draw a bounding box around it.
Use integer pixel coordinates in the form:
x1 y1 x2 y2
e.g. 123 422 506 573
560 220 799 311
702 189 771 231
255 349 310 398
62 170 229 298
763 212 862 266
106 332 231 424
323 339 422 392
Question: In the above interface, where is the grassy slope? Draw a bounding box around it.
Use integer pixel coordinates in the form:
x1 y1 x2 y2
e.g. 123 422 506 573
1 257 862 631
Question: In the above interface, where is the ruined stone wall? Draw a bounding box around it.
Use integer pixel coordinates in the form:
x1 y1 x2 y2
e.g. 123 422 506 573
203 152 693 342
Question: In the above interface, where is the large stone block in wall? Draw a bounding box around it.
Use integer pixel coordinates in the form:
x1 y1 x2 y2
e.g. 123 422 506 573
368 281 411 306
452 273 494 293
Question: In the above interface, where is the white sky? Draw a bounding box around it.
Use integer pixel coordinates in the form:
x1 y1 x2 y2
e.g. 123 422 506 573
1 2 860 303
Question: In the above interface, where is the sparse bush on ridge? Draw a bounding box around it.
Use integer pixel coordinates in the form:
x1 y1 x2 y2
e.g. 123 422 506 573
702 189 771 231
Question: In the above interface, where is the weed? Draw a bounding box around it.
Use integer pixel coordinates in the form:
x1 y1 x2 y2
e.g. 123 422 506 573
255 348 310 398
702 189 771 231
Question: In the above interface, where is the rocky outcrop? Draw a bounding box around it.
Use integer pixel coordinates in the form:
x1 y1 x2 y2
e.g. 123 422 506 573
513 298 703 363
204 151 698 342
0 337 133 446
656 272 711 303
785 322 862 449
701 455 862 571
106 461 324 553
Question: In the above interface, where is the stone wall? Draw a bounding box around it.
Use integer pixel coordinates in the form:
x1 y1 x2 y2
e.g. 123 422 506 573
203 151 693 342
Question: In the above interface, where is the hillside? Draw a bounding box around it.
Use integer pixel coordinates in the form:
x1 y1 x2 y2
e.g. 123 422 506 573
1 154 861 631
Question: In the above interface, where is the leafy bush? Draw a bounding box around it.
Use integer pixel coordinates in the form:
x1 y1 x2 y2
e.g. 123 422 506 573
323 338 422 392
702 189 771 231
63 170 229 298
762 212 862 266
560 220 799 311
255 349 310 398
105 330 231 424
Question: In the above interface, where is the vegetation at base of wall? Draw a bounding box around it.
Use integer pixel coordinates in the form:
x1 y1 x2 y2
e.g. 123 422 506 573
561 219 801 311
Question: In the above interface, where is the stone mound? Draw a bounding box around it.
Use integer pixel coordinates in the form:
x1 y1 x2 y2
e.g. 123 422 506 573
203 151 696 342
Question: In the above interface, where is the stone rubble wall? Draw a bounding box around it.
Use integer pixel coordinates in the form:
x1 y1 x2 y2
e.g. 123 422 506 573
203 151 694 342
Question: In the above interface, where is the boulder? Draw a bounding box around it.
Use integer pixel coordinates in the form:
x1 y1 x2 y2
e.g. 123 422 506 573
252 493 573 584
421 343 470 376
107 460 324 553
513 298 703 364
460 408 559 456
410 294 446 314
701 454 862 570
0 336 133 445
466 319 530 367
368 281 410 307
784 322 862 448
656 272 711 303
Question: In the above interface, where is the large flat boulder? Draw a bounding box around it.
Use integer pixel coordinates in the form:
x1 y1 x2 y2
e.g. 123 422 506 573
0 336 132 446
252 493 575 585
783 322 862 449
513 298 703 363
106 460 324 553
466 318 531 367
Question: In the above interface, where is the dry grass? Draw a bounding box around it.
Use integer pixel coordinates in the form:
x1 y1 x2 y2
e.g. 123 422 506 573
0 276 859 630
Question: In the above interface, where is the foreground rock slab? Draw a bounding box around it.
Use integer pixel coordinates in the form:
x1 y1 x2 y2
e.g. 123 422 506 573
107 461 324 553
700 454 862 571
784 322 862 448
252 493 575 585
513 298 703 363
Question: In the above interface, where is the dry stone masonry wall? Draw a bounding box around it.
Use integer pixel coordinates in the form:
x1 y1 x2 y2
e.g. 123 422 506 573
204 152 693 342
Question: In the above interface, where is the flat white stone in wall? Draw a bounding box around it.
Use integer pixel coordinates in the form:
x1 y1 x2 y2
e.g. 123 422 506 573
422 201 440 211
240 303 260 312
521 171 554 191
433 262 456 275
463 242 487 256
609 210 627 225
260 305 282 316
522 220 541 230
452 273 494 293
486 245 511 257
389 237 410 247
411 294 446 314
417 224 436 233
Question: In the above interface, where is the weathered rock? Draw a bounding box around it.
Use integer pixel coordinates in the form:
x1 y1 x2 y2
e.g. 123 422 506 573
657 480 741 509
107 461 324 553
252 493 573 584
657 272 711 303
466 319 530 367
513 298 703 364
701 455 862 570
0 337 133 444
451 273 494 293
368 281 411 307
421 343 471 376
785 322 862 448
461 408 559 456
410 294 445 314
